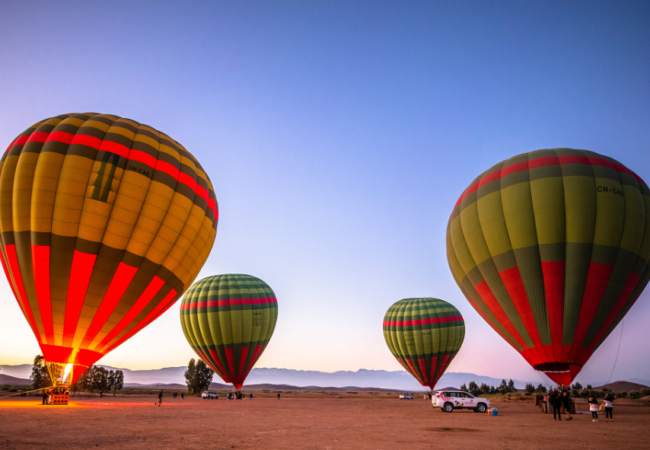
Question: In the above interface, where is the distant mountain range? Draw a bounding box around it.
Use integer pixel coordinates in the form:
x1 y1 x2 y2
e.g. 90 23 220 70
2 364 648 391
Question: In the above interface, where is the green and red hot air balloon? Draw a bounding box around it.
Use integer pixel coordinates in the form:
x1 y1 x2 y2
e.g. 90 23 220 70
447 149 650 385
384 298 465 390
181 274 278 390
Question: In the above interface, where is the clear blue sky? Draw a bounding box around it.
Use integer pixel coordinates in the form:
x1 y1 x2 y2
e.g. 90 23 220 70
0 1 648 384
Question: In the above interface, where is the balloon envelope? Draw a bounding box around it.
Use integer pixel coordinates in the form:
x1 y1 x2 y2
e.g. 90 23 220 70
181 274 278 389
446 149 650 385
0 113 218 383
383 298 465 390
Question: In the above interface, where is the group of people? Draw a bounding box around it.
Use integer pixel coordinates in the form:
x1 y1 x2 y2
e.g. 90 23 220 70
588 394 614 422
155 390 185 406
546 390 574 421
544 389 615 422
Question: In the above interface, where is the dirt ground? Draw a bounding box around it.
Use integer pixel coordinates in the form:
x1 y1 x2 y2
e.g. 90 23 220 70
0 393 648 449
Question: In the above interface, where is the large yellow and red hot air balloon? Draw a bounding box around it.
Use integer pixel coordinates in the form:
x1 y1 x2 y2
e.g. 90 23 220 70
447 149 649 385
0 113 218 384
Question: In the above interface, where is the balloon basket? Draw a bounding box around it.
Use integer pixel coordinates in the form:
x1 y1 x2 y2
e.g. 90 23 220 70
47 383 70 406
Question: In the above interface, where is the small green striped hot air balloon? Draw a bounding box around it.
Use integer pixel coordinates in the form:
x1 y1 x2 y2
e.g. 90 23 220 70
180 274 278 389
383 298 465 390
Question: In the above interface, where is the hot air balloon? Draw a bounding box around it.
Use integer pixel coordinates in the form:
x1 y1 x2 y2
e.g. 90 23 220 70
180 274 278 389
383 298 465 390
0 113 218 385
447 149 650 385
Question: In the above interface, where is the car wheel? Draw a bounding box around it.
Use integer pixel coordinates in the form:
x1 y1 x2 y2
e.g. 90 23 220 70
443 402 454 413
476 403 487 413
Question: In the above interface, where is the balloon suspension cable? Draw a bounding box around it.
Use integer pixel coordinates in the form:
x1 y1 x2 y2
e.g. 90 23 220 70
112 306 175 368
606 319 625 385
0 385 55 400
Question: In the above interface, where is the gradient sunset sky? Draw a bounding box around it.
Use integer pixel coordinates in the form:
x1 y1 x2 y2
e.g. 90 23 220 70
1 1 649 385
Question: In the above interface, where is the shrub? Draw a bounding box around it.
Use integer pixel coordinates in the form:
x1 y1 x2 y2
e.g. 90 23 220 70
579 389 591 399
629 391 641 400
639 388 650 397
617 391 628 398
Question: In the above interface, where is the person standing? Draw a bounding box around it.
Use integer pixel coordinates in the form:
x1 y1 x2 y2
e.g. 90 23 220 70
551 391 563 421
156 390 163 407
181 392 184 400
562 390 573 421
588 396 599 422
42 389 48 405
603 394 614 422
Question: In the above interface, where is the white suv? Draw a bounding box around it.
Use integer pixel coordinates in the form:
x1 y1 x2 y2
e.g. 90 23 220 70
202 390 219 399
432 390 490 413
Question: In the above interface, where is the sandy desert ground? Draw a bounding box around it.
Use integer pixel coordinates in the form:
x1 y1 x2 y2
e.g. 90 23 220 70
0 393 648 449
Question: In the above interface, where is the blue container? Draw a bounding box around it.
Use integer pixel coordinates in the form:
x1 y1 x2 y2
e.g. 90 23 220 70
490 409 498 416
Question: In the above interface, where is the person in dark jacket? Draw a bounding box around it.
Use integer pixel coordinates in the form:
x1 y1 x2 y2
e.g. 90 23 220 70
156 390 163 407
562 390 573 420
603 394 614 422
551 391 563 421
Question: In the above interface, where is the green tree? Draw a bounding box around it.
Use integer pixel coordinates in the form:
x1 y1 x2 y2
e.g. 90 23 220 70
107 370 124 396
30 355 50 390
617 391 628 399
489 386 497 395
525 383 535 394
93 367 109 393
184 359 214 395
459 383 467 392
507 379 516 393
535 384 547 393
629 391 641 399
498 379 508 394
573 382 583 390
587 384 593 389
640 388 650 397
479 383 490 394
30 355 59 390
468 381 481 396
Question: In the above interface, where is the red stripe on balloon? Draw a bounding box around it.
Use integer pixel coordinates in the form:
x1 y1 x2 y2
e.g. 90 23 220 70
128 149 157 168
238 346 249 377
27 132 49 143
429 356 439 388
405 359 422 384
382 315 463 327
4 244 40 341
181 297 277 309
70 133 102 150
62 251 98 347
103 287 178 355
588 272 640 352
541 260 565 363
31 245 54 345
225 348 235 378
96 276 165 351
46 131 73 145
498 266 547 365
570 261 613 359
418 358 428 386
208 349 229 379
5 135 29 152
81 262 139 348
474 280 527 350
